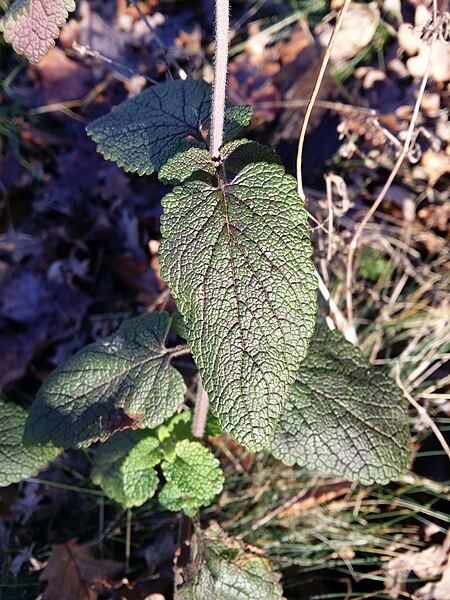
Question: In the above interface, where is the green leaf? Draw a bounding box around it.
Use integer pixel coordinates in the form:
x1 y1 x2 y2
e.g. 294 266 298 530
0 400 60 487
159 139 281 186
159 440 223 516
159 162 317 451
222 105 253 144
159 148 213 185
0 0 76 64
175 522 285 600
87 79 252 176
221 139 282 175
171 310 188 340
91 430 161 508
270 323 411 485
24 312 186 448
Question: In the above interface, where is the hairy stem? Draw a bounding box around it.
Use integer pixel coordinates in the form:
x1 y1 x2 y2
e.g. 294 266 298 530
210 0 230 159
192 377 209 438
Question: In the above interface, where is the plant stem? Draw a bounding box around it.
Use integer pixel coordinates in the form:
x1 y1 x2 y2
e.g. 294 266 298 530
192 377 209 438
210 0 230 159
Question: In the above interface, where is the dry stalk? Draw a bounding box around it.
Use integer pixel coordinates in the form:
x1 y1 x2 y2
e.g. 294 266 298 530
296 0 352 199
345 1 440 332
395 363 450 461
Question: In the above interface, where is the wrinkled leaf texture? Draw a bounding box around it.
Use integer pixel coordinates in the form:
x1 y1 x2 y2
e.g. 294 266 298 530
24 312 186 448
0 0 76 63
159 161 317 451
271 323 411 484
0 400 60 486
87 79 252 176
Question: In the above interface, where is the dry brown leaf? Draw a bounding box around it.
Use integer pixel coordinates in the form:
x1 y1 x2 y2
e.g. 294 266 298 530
40 539 122 600
420 149 450 185
316 2 380 65
384 532 450 599
398 6 450 82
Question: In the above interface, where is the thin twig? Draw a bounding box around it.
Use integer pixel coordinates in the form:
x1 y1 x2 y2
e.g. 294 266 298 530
128 0 186 79
296 0 352 199
72 42 158 84
210 0 230 158
395 363 450 461
345 7 438 331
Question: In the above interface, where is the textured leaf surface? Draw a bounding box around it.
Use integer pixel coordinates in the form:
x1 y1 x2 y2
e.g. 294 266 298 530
270 323 411 484
87 79 252 176
159 139 281 185
91 431 160 508
0 400 60 486
159 162 317 450
24 312 186 448
159 440 223 517
0 0 75 64
175 523 284 600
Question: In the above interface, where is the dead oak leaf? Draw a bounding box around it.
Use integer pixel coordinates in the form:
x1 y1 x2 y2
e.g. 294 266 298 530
40 539 122 600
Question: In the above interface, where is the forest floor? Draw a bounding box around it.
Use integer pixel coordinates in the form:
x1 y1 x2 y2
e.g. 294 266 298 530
0 0 449 599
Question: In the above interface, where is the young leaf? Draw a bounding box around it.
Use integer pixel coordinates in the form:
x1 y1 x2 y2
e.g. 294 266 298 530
0 0 76 64
91 431 161 508
159 162 317 451
0 400 60 487
159 139 281 186
87 79 252 176
24 312 186 448
270 323 411 485
159 440 224 517
175 522 285 600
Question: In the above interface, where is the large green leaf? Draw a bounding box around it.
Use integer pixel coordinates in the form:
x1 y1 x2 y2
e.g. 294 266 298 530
87 79 252 176
270 323 411 485
159 440 224 517
159 162 317 451
175 523 285 600
91 430 161 508
0 0 76 64
0 400 60 487
24 313 186 448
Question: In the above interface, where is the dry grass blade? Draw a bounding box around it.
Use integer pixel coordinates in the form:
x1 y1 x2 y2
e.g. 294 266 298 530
296 0 352 199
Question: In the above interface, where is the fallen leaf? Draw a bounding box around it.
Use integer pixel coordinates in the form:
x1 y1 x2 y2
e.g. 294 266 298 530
384 531 450 599
40 539 122 600
398 6 450 82
316 2 380 65
33 47 91 105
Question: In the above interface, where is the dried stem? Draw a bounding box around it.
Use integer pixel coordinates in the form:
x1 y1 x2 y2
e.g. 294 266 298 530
296 0 352 199
345 4 438 331
210 0 230 159
395 364 450 461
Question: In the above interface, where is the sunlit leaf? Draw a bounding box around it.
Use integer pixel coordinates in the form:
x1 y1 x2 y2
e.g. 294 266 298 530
0 0 76 63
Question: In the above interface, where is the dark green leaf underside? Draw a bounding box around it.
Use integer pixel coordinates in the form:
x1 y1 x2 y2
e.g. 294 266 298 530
87 79 252 176
270 323 411 485
175 523 284 600
0 400 60 487
159 162 317 451
24 312 186 448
